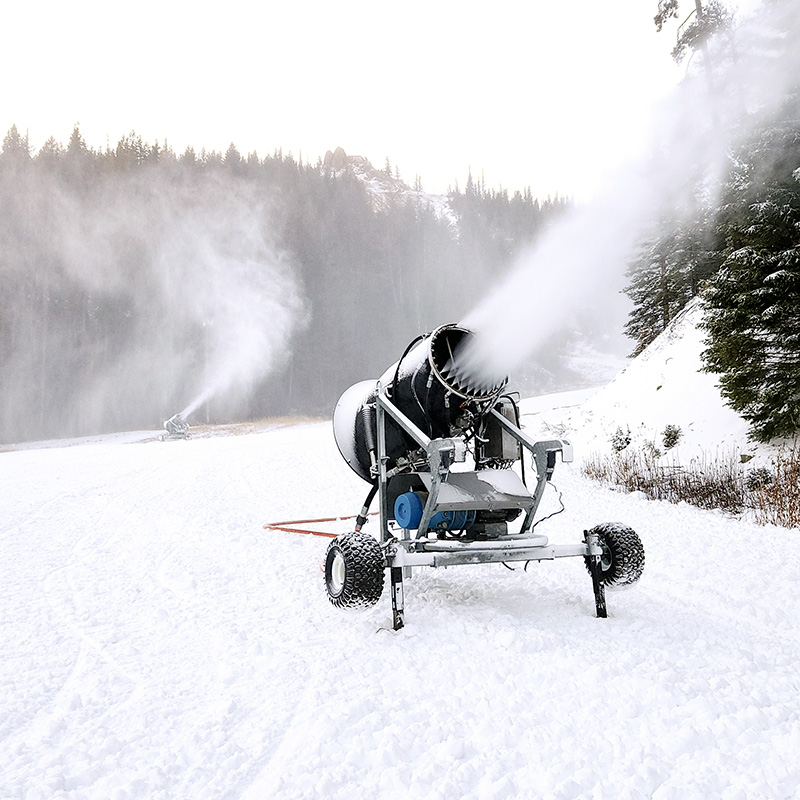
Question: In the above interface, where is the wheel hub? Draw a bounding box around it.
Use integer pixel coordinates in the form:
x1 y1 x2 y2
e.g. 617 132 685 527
330 551 346 594
600 545 613 572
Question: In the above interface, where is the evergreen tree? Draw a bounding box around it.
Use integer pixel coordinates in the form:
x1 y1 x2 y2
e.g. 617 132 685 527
624 205 720 355
224 142 242 168
180 145 198 166
701 118 800 441
36 136 64 164
654 0 733 63
1 125 31 164
67 124 89 158
114 131 149 169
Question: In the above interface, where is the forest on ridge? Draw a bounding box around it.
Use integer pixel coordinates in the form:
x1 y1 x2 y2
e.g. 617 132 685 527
2 0 799 446
624 0 800 442
0 130 570 443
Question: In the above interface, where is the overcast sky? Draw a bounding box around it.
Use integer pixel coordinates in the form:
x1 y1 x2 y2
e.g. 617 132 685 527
3 0 694 200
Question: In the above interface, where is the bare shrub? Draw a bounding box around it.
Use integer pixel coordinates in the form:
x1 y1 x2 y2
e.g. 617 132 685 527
750 443 800 529
584 449 747 514
583 442 800 528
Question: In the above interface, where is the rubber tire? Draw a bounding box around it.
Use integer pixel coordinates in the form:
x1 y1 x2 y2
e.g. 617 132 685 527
324 532 385 608
584 522 645 588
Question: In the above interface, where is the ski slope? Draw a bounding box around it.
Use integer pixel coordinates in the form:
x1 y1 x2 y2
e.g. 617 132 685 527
2 409 799 800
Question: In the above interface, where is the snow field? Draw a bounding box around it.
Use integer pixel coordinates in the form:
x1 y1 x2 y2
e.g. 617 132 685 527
2 420 800 799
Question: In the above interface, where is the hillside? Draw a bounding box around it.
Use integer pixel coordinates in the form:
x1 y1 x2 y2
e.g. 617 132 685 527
323 146 458 227
520 298 783 467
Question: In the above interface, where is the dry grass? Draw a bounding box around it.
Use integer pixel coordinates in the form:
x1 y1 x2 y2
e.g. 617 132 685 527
750 443 800 528
583 443 800 529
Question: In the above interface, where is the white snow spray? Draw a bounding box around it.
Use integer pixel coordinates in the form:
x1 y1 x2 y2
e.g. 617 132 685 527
16 169 307 438
459 0 800 386
154 196 304 424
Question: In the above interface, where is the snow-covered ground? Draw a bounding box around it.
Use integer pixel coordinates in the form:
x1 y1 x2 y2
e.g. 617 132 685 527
3 305 799 800
3 388 800 799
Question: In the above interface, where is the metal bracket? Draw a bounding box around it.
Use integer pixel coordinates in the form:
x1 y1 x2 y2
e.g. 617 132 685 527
584 530 607 618
390 566 405 630
415 438 466 536
487 409 571 534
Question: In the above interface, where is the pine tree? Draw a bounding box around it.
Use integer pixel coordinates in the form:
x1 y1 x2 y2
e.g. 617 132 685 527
624 227 688 355
114 131 149 169
224 142 242 168
1 125 31 163
701 117 800 441
654 0 733 63
624 206 720 355
180 145 198 166
36 136 64 164
67 124 89 158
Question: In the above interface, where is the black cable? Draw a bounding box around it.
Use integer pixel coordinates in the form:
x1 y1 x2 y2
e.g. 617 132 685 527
355 483 379 531
391 333 426 400
524 482 566 570
363 482 378 509
531 482 565 532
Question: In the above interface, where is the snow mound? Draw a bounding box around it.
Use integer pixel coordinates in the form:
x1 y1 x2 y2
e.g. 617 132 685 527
520 299 774 464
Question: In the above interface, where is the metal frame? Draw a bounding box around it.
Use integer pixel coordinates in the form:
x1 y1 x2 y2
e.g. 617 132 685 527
372 382 605 629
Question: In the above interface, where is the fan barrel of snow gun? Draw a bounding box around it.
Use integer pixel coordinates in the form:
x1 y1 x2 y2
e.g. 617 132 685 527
332 324 507 482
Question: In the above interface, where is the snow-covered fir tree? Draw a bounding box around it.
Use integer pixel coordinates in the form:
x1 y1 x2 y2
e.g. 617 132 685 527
701 114 800 441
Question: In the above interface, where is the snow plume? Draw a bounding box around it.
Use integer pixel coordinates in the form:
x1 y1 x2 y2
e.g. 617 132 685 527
153 197 303 423
459 0 800 387
0 169 305 441
98 176 303 430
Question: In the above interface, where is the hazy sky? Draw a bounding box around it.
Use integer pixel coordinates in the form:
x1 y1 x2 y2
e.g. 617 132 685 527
3 0 691 199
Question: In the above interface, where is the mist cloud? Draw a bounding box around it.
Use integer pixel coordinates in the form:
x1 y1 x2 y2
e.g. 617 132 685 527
0 165 305 440
459 0 800 385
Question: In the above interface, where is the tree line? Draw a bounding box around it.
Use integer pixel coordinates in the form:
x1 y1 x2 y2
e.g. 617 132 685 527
0 126 568 443
625 0 800 442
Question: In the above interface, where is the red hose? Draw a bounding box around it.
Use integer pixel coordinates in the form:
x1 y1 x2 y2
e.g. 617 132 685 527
263 512 378 538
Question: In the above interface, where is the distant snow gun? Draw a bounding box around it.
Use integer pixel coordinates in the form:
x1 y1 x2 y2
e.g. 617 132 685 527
162 413 191 440
327 324 645 629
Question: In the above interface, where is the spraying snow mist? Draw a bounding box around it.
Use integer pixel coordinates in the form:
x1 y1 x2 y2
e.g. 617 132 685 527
460 0 800 385
0 166 305 442
154 195 303 422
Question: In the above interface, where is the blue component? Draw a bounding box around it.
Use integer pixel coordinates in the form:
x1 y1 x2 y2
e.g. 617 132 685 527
394 492 424 529
394 493 478 532
430 509 476 532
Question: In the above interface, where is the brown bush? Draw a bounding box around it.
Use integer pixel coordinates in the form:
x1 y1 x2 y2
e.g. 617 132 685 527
582 443 799 528
750 443 800 528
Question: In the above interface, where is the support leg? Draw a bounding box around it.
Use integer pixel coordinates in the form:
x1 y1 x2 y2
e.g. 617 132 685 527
585 531 607 618
390 566 405 630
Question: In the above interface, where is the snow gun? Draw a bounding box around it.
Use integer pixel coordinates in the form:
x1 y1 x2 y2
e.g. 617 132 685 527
162 413 191 440
328 324 644 629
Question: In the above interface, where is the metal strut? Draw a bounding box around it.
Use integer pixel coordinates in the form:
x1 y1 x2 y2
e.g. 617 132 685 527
390 565 405 630
584 530 607 618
